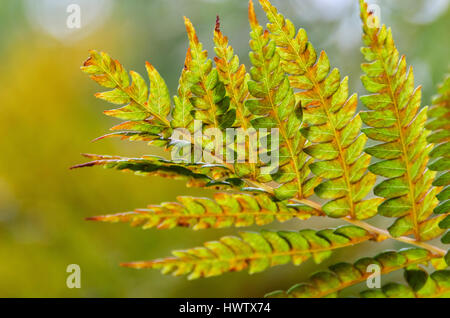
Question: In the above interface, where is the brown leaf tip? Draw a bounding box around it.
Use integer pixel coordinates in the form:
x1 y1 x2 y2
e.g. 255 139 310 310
85 216 101 221
83 56 93 67
215 15 221 33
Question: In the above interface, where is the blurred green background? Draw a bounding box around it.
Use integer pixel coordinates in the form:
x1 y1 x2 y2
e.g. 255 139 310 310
0 0 448 297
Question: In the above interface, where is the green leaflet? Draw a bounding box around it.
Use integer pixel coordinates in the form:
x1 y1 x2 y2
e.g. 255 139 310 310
146 62 171 119
359 0 439 240
360 270 450 298
246 1 316 200
404 269 428 292
87 192 320 230
266 248 436 298
81 50 172 145
260 0 378 220
426 75 450 243
70 154 240 189
121 225 372 279
441 215 450 244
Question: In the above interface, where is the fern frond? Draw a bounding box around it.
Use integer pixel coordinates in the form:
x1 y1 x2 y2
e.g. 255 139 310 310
266 248 436 298
183 17 235 129
246 0 316 200
122 225 373 279
77 0 450 297
87 192 320 230
81 50 172 145
360 270 450 298
426 75 450 244
359 0 444 241
70 154 241 189
259 0 379 220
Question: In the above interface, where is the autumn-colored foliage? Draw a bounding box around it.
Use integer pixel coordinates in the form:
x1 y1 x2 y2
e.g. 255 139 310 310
74 0 449 297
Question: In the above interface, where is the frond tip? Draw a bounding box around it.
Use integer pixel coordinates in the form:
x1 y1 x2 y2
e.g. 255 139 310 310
183 17 236 129
121 226 373 279
81 50 172 134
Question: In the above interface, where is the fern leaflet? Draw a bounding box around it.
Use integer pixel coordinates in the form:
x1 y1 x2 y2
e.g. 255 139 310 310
88 192 319 230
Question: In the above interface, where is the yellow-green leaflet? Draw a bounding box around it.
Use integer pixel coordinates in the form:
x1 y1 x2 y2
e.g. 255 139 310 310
121 225 372 279
87 192 319 230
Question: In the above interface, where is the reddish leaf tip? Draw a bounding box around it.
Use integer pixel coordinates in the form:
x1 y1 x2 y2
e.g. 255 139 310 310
70 162 95 170
215 15 221 32
85 216 100 221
